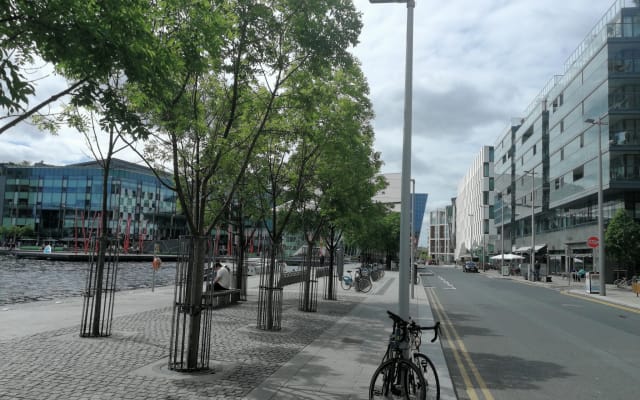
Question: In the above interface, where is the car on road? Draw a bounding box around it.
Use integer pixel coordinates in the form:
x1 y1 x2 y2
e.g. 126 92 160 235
463 261 478 273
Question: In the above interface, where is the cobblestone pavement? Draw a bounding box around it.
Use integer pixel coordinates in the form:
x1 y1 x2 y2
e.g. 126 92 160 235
0 290 364 400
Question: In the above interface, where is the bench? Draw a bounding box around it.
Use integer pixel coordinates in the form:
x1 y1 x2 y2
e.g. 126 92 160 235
202 288 242 309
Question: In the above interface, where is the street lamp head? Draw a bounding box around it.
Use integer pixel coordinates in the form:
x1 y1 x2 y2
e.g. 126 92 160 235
585 118 596 124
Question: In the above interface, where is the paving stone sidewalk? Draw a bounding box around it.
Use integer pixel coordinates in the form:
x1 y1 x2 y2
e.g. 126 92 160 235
0 289 364 400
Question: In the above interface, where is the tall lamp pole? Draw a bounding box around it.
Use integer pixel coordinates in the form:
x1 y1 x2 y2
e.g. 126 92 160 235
370 0 415 319
500 192 505 272
524 169 535 281
411 178 415 299
585 117 608 296
468 213 474 262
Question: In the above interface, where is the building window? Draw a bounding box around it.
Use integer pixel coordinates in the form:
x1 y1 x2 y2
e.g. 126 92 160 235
522 126 533 144
483 191 489 205
573 166 584 181
580 133 584 148
561 148 564 160
483 162 489 177
533 144 537 155
560 119 564 133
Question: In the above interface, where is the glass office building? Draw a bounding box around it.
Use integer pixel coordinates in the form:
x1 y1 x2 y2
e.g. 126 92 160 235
493 1 640 279
0 159 180 242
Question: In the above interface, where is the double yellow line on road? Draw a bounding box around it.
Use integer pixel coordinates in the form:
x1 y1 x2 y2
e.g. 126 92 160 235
426 287 495 400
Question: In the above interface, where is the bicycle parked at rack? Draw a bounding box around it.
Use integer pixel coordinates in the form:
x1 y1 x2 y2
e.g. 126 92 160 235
614 276 637 288
369 310 441 400
369 263 385 282
341 267 373 293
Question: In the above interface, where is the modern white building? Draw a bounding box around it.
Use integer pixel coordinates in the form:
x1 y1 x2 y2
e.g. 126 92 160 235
454 146 495 264
429 206 454 263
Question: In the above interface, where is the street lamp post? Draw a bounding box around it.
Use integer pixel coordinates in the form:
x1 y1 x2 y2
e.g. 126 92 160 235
468 213 474 262
481 212 485 271
500 192 505 271
370 0 415 319
524 169 535 281
585 117 608 296
411 178 415 299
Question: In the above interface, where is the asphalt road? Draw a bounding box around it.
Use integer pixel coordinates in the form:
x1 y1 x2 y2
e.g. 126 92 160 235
421 265 640 400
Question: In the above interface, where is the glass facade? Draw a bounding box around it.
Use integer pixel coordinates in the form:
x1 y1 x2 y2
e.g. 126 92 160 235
0 159 179 241
492 3 640 269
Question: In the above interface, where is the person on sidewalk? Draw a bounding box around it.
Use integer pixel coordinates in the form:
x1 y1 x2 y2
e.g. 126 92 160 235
212 262 230 291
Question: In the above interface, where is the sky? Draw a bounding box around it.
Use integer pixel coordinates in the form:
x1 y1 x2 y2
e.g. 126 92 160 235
0 0 623 242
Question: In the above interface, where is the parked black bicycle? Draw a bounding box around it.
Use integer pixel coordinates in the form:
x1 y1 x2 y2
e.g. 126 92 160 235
341 267 373 293
369 310 441 399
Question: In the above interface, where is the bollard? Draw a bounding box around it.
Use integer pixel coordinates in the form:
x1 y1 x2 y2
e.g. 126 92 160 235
152 257 162 292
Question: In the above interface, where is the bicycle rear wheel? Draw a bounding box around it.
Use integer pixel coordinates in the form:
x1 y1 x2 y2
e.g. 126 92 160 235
413 353 440 400
358 277 372 293
371 270 380 281
370 358 426 400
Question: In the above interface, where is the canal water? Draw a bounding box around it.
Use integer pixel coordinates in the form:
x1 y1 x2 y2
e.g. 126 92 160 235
0 255 177 305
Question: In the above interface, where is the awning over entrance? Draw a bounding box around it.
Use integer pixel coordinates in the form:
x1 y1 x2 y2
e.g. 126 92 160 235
514 244 547 253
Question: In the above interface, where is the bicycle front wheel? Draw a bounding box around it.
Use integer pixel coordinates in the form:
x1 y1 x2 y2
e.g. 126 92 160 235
413 353 440 400
370 359 426 400
341 277 351 290
358 277 372 293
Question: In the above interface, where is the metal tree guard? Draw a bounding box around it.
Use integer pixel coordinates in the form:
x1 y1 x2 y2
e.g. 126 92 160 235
80 237 119 337
233 249 248 301
168 236 214 371
299 251 318 312
324 246 342 301
257 243 284 331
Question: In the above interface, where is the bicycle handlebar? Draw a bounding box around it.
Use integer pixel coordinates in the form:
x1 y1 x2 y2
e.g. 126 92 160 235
411 320 440 342
386 310 441 342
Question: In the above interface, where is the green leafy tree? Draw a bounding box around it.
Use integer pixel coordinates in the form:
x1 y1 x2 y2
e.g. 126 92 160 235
1 0 160 135
285 62 384 300
605 208 640 276
124 0 363 365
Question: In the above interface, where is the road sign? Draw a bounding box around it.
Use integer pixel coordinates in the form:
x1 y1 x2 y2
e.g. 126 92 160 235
587 236 599 248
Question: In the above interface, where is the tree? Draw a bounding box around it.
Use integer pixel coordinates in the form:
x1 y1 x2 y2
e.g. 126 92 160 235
1 0 160 135
605 208 640 276
126 0 363 367
67 76 139 337
284 62 384 300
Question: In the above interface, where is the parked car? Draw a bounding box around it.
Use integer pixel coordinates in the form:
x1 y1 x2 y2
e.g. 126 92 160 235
427 259 437 265
463 261 478 273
